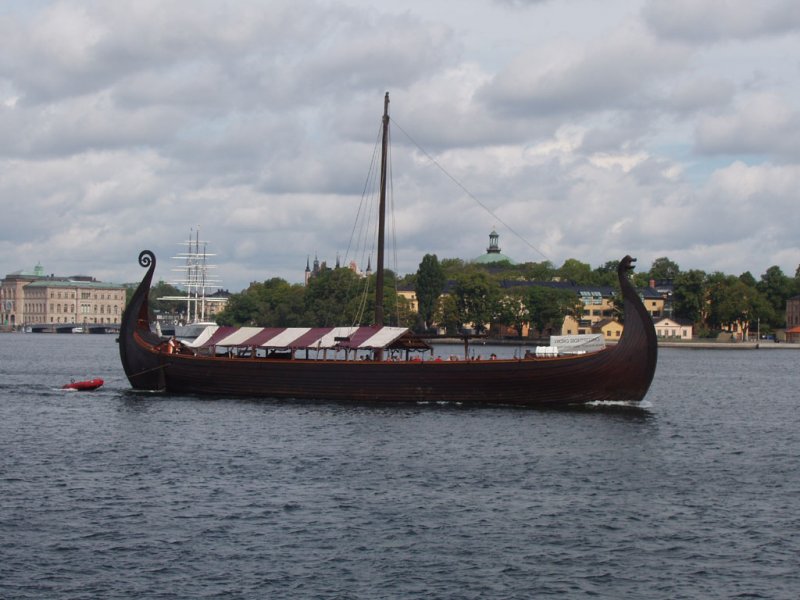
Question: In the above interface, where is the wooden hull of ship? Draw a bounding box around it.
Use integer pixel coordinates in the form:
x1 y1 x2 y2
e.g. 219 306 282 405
120 251 657 407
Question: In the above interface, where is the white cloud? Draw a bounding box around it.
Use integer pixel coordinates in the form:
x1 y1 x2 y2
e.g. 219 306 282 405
0 0 799 292
479 19 691 116
695 93 800 158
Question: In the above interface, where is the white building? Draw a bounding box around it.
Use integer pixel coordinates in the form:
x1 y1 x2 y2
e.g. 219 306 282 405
653 317 693 340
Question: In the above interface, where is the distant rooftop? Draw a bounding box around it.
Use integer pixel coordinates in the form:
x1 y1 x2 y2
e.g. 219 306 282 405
3 261 122 289
26 279 125 290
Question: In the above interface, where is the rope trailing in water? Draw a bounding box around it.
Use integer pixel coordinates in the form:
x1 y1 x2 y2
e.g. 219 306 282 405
127 364 166 379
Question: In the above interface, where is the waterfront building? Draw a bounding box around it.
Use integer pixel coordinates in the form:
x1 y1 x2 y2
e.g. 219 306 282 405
0 265 125 330
528 282 663 337
591 318 624 340
203 289 231 319
653 316 694 341
786 295 800 342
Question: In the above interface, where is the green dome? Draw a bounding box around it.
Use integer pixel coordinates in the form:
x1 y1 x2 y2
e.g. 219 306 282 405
472 230 516 265
473 252 516 265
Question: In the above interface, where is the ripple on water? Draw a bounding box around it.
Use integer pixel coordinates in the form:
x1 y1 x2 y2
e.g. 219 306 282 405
1 339 800 598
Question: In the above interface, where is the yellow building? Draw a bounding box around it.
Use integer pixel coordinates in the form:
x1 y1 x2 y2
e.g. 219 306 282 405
396 289 418 313
592 318 624 340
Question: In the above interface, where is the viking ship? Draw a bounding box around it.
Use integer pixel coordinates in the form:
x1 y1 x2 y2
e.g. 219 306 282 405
119 94 657 406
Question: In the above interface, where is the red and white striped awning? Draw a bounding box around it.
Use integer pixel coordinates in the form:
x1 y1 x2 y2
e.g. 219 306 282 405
185 325 412 350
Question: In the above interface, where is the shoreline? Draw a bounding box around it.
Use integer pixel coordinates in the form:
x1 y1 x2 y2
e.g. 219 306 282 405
426 337 800 350
4 330 797 350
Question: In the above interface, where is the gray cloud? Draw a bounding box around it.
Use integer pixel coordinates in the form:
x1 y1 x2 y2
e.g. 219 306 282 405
643 0 800 42
1 0 799 290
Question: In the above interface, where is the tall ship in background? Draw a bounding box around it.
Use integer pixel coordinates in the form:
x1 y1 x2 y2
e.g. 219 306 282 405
158 228 227 339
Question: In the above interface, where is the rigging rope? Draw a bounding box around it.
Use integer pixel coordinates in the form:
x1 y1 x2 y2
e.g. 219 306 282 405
390 117 551 263
388 131 402 326
342 119 383 326
343 111 551 328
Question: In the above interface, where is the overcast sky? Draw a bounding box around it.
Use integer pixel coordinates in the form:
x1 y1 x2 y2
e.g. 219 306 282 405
2 0 799 291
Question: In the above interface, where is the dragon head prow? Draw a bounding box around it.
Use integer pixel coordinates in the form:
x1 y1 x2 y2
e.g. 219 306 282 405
618 255 637 275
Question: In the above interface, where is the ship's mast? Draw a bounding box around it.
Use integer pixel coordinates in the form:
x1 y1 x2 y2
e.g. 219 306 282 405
375 92 389 327
162 228 221 324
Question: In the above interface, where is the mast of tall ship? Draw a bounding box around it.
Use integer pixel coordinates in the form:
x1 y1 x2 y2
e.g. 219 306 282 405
375 92 389 327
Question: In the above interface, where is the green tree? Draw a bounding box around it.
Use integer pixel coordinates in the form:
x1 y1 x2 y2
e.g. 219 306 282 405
649 257 680 281
524 286 581 336
216 278 306 326
673 269 707 324
558 258 593 285
452 271 500 333
439 258 466 279
518 260 556 282
495 288 530 337
739 271 757 288
303 267 365 326
148 280 186 321
434 294 461 335
415 254 446 330
706 274 752 332
363 270 414 327
757 265 793 327
216 289 262 326
593 260 619 287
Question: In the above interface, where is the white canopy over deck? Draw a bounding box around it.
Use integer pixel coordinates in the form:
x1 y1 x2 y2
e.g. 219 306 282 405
184 325 427 352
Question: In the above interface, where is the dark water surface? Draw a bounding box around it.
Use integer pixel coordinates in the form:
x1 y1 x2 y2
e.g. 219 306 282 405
1 335 798 599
